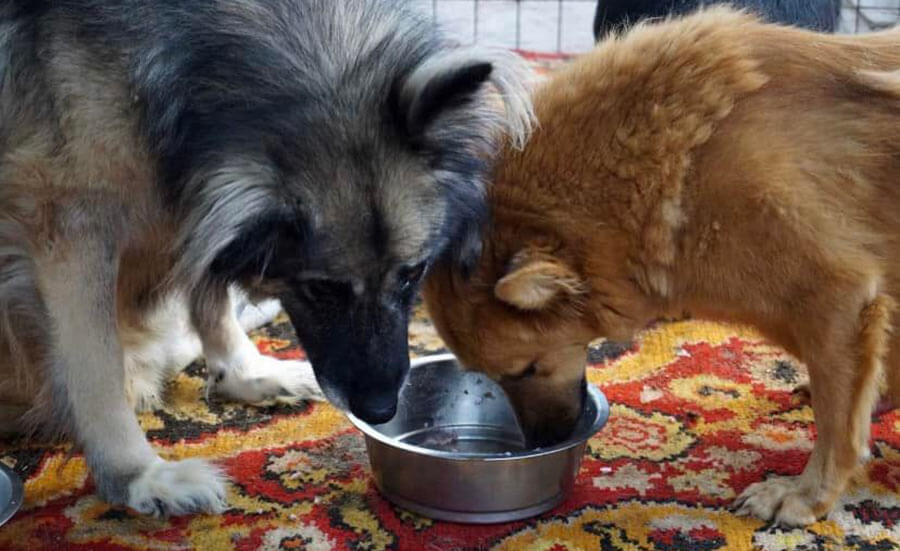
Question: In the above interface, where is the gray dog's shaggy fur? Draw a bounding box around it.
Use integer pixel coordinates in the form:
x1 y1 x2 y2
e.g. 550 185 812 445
0 0 533 516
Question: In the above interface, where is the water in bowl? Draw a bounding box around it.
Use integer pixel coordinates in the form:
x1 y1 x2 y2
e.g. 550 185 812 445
398 424 527 454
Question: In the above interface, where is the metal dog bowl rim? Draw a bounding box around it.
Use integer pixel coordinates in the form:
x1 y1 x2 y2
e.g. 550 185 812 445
0 461 23 527
347 353 610 461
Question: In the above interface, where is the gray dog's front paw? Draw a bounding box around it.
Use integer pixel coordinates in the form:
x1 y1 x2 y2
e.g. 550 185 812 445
125 458 227 517
212 357 325 405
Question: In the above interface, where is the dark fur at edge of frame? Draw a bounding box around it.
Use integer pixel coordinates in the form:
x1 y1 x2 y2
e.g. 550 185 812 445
593 0 841 39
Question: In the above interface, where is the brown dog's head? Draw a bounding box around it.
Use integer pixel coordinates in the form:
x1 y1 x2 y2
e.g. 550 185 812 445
423 243 599 446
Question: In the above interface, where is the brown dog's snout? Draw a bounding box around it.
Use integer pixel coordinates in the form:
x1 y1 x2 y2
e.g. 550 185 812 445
524 416 580 448
503 377 586 448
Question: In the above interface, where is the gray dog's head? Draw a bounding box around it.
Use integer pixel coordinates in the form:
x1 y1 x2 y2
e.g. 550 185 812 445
142 0 534 423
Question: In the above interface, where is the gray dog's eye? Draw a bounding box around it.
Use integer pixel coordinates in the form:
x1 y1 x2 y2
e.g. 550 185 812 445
299 279 339 301
399 261 427 290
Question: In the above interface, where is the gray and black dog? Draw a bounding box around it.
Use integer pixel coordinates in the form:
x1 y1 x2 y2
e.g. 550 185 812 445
0 0 533 515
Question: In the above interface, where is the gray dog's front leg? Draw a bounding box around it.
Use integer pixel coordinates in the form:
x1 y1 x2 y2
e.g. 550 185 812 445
191 281 323 405
34 209 226 516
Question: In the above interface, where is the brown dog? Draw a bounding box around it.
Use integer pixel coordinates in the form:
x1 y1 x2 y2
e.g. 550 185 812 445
423 8 900 526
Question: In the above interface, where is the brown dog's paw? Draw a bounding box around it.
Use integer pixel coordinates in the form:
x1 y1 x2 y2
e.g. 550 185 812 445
733 477 818 527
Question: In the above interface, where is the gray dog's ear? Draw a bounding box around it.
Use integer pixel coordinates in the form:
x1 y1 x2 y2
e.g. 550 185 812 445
398 57 493 137
396 48 535 146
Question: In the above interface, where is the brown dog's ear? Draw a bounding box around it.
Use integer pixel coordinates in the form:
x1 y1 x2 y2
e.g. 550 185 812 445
494 251 585 310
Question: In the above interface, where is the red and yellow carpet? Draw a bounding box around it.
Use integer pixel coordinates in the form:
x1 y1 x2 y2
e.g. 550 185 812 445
2 302 899 550
1 57 899 550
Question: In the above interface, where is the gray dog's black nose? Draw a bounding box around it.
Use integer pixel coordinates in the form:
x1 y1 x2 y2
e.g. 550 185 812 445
351 393 398 424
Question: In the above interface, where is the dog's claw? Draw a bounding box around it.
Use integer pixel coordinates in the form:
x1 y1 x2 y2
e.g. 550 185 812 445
792 383 811 400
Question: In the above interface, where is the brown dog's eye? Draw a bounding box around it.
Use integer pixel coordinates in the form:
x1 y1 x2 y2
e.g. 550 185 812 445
522 362 538 377
507 362 538 381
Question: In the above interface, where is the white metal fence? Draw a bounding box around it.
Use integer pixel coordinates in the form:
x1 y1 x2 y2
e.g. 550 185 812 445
420 0 900 54
841 0 900 32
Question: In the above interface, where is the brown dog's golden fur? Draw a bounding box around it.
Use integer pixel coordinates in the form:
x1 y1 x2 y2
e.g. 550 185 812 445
423 8 900 526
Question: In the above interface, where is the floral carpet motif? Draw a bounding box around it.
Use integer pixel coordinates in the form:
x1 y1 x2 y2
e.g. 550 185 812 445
2 56 900 550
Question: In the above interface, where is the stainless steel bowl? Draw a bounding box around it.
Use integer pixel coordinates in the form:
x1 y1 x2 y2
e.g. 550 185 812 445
0 462 23 527
347 354 609 523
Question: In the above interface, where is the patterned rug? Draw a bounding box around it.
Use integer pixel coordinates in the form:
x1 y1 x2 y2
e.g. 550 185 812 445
2 303 899 551
2 57 900 551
